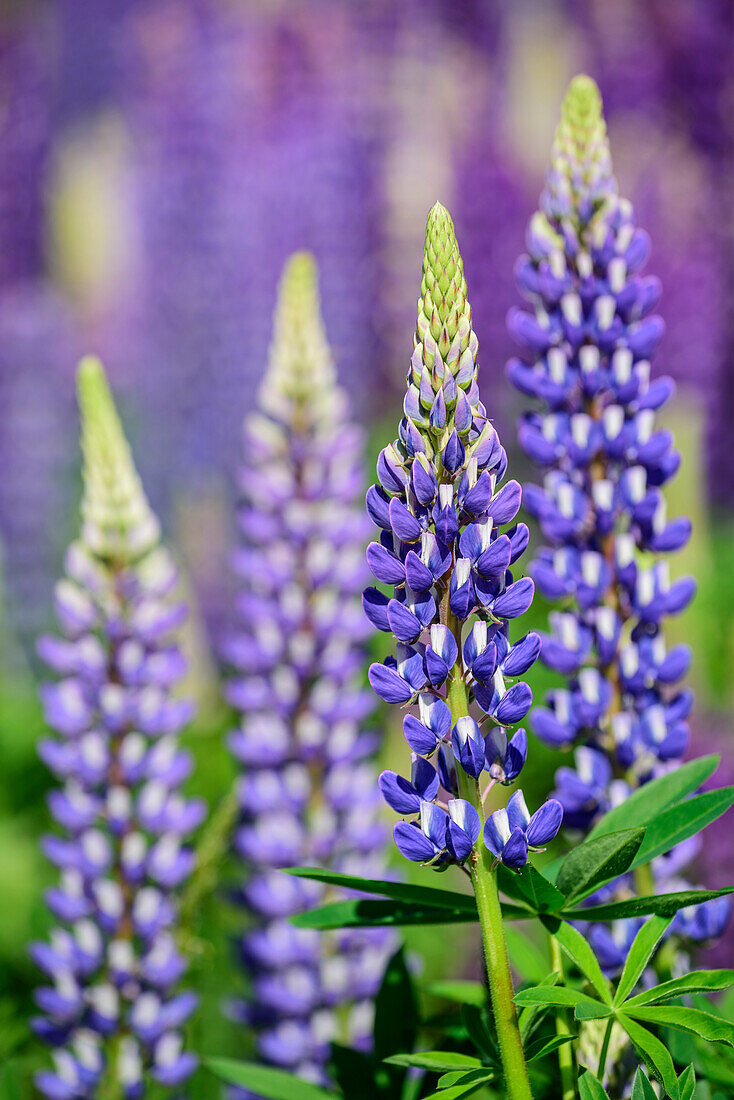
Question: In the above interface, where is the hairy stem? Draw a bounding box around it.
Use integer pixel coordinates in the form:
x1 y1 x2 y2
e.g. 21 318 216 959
445 609 533 1100
548 932 576 1100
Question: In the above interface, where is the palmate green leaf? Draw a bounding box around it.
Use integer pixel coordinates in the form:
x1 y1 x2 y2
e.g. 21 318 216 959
505 925 551 985
630 1067 658 1100
678 1066 696 1100
587 756 719 841
291 896 528 930
514 985 602 1012
621 1017 681 1100
437 1069 497 1089
614 916 673 1006
518 971 560 1041
524 1033 575 1064
384 1052 483 1073
627 1005 734 1047
631 787 734 869
556 828 645 902
208 1059 340 1099
564 886 734 922
578 1071 611 1100
541 916 612 1003
427 980 487 1008
291 899 468 930
496 863 564 913
625 970 734 1008
422 1076 494 1100
285 868 476 913
666 1028 734 1089
574 1001 613 1021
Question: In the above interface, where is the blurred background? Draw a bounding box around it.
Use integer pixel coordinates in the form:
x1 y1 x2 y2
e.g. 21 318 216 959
0 0 732 1094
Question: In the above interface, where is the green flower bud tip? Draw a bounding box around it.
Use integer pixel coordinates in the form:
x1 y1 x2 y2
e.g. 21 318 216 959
542 74 616 238
559 74 605 148
76 355 159 561
416 202 475 394
263 250 337 417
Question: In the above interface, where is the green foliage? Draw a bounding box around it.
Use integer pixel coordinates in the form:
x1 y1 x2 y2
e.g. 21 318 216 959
586 756 719 841
614 917 673 1005
384 1053 483 1072
291 898 476 929
623 1017 681 1099
516 916 734 1099
286 868 477 912
630 1067 659 1100
564 887 734 922
578 1071 610 1100
630 788 734 868
373 947 419 1098
207 1059 340 1099
539 917 611 1003
555 828 645 902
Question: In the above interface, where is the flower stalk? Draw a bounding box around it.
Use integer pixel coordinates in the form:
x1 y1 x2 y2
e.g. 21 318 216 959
31 357 201 1099
365 202 564 1100
225 253 392 1084
507 73 730 978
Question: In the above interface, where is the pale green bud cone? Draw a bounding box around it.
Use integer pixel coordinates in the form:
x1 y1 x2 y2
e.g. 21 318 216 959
77 356 160 561
405 202 483 461
545 74 616 230
260 251 341 426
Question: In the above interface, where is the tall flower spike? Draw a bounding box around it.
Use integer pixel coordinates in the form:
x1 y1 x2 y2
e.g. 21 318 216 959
226 254 391 1087
366 203 558 1100
31 357 202 1099
508 75 729 971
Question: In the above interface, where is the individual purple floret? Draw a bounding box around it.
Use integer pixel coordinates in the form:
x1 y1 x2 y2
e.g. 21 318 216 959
31 357 202 1099
364 200 561 875
484 791 563 870
226 254 391 1088
507 74 729 963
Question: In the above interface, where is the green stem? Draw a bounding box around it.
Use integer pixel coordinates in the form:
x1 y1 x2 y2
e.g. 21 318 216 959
445 621 533 1100
96 1037 123 1100
178 783 240 953
597 1017 614 1083
548 933 576 1100
633 862 654 899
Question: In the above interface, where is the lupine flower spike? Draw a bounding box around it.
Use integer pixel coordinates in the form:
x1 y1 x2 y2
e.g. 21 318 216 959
31 357 202 1099
226 253 391 1087
365 202 561 1100
508 74 729 972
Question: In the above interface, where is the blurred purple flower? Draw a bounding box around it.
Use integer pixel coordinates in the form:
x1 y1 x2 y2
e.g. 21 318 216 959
225 254 391 1086
31 359 201 1098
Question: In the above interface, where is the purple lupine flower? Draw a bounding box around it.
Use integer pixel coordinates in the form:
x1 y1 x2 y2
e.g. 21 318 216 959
484 790 563 870
507 75 729 964
226 253 392 1087
31 358 201 1098
365 199 560 875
